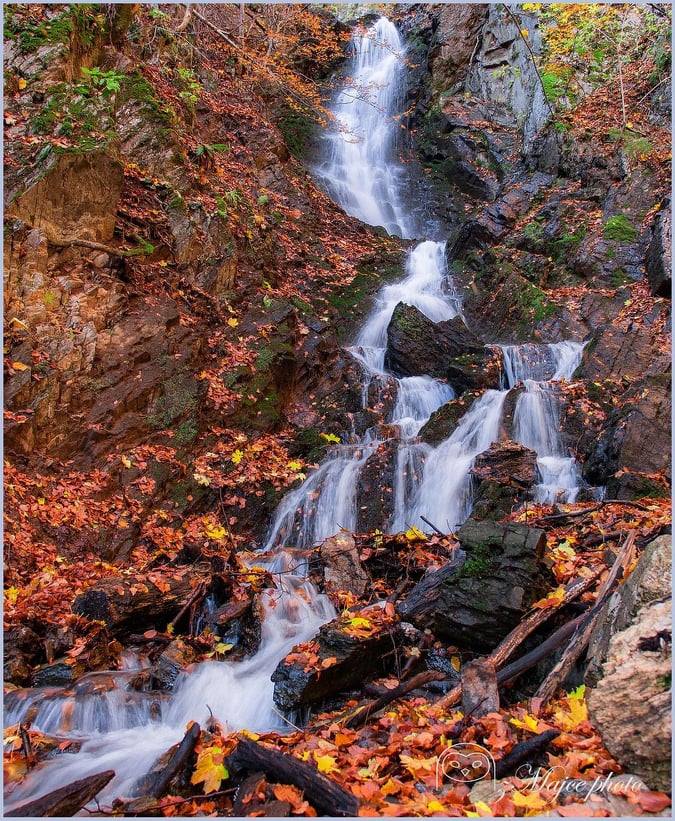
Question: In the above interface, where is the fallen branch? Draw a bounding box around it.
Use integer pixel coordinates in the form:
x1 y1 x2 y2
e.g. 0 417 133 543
168 582 205 636
344 669 446 729
48 236 152 258
420 515 444 536
532 531 636 708
229 737 358 817
494 729 560 778
6 770 115 817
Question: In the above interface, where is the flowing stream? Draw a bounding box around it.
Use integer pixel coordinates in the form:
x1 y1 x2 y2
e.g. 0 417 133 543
4 17 586 809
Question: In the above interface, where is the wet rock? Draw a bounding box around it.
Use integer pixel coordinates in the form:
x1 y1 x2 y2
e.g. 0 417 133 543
398 518 548 650
576 317 670 382
32 661 76 688
272 611 401 712
581 374 671 497
151 638 198 691
6 150 124 243
470 440 537 520
646 197 672 298
419 390 482 444
4 625 42 686
587 598 671 791
430 5 489 91
385 303 499 393
586 535 672 687
355 440 396 533
319 532 369 597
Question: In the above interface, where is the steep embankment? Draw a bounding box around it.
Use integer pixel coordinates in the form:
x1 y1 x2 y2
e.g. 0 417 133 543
4 5 403 648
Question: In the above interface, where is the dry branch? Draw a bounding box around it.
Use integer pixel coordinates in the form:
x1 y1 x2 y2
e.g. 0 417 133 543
6 770 115 817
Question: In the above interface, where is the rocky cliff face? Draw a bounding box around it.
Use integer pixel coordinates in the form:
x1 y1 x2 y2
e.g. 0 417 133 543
395 3 672 499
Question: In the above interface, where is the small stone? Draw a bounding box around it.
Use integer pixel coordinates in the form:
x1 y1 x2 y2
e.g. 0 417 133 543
93 252 110 268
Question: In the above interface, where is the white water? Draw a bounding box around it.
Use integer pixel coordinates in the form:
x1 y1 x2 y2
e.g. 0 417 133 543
501 341 585 503
315 17 413 238
5 16 585 811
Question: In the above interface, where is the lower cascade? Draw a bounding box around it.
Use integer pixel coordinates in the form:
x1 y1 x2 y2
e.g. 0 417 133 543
4 15 593 809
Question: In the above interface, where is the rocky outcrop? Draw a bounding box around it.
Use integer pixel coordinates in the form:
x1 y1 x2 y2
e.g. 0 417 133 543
581 374 671 498
398 518 548 650
586 535 672 687
470 440 538 520
646 197 672 298
419 390 482 444
6 150 124 242
587 598 671 791
355 440 397 533
385 303 500 393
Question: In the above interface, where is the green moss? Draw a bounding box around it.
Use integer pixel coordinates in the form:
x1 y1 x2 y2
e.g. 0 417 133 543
174 419 198 446
516 281 556 322
147 377 198 430
603 214 637 243
610 268 632 287
658 673 672 691
278 107 316 159
459 541 495 577
41 289 60 309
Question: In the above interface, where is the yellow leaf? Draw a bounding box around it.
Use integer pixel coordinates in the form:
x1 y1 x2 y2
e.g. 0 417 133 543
314 753 338 774
191 745 229 794
5 587 20 604
511 790 548 810
227 317 239 328
120 455 132 469
426 799 445 813
451 655 461 672
319 432 340 444
399 754 437 774
405 525 426 541
475 801 493 815
205 523 226 540
10 361 29 371
348 616 372 629
240 729 260 740
18 78 27 90
287 460 303 471
231 449 244 464
215 642 234 653
509 713 540 732
193 472 211 486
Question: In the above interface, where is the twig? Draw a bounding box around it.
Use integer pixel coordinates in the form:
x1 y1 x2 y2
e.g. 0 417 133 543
420 515 444 536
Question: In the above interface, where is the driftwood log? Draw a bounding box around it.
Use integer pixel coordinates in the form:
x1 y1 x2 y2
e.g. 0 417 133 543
131 722 200 799
494 729 561 778
6 770 115 817
229 737 358 817
72 572 206 634
344 669 446 729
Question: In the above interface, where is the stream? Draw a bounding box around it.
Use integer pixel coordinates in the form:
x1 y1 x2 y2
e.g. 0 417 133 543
4 17 589 810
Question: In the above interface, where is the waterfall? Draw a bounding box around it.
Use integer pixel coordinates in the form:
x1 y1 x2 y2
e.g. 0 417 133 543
5 16 587 810
315 17 413 238
501 341 585 502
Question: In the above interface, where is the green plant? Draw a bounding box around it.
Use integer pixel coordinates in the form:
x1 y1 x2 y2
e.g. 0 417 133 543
603 214 637 242
257 193 269 206
215 196 228 219
523 220 545 244
81 67 125 96
175 66 201 112
192 143 230 161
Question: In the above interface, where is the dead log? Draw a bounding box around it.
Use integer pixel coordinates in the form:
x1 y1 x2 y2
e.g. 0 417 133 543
130 722 200 799
6 769 115 817
72 572 206 635
494 729 560 778
532 531 636 708
461 659 499 717
229 737 358 817
344 669 446 729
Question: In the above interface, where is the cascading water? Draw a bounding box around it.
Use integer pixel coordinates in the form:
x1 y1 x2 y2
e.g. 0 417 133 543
5 15 587 811
315 17 413 238
500 341 585 502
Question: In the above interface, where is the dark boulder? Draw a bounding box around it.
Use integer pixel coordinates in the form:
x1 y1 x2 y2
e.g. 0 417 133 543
397 518 548 651
470 440 538 520
272 611 401 712
385 303 500 393
646 197 672 298
419 390 482 444
355 439 397 533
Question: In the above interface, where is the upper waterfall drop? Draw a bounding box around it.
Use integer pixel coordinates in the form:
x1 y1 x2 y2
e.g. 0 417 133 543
315 16 414 239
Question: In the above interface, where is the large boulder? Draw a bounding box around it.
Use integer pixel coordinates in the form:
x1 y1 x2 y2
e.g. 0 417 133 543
470 440 538 520
385 303 500 393
587 598 671 791
397 518 548 650
318 532 369 597
419 390 482 444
